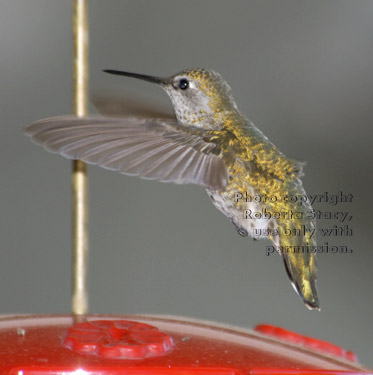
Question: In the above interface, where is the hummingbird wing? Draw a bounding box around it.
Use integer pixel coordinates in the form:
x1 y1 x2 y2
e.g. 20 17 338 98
24 115 228 190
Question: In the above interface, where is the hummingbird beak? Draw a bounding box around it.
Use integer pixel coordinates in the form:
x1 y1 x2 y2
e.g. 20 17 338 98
103 70 167 86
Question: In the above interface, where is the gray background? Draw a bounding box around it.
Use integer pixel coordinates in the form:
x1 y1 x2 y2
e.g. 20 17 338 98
1 0 372 366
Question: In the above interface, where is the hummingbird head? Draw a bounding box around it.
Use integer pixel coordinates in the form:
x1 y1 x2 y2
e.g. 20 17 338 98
104 68 238 128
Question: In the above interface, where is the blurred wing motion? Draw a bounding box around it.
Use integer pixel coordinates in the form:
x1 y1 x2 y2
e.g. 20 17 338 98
24 115 228 190
92 94 174 119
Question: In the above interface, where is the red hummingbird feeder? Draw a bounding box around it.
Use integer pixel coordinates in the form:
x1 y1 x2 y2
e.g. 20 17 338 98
0 314 371 374
2 1 371 375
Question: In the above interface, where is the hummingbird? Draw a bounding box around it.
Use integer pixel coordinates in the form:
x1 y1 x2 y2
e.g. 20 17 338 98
24 68 319 310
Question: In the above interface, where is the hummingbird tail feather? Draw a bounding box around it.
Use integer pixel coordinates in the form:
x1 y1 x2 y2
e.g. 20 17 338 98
277 219 320 310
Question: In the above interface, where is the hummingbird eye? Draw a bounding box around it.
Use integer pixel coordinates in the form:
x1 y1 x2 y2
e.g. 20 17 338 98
178 78 189 90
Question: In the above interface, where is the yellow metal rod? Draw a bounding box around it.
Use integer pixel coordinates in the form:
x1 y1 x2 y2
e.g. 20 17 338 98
72 0 89 315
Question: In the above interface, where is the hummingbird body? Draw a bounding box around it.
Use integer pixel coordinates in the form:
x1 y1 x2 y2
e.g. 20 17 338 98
25 68 319 310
